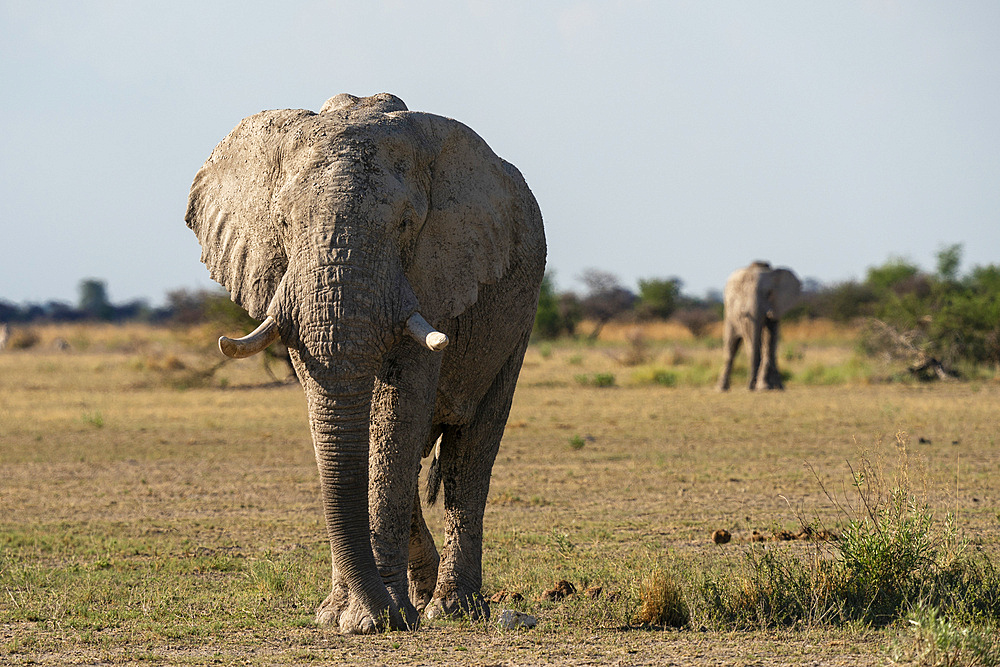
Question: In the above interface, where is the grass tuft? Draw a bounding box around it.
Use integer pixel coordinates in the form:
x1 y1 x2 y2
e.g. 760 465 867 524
632 569 689 628
886 604 1000 667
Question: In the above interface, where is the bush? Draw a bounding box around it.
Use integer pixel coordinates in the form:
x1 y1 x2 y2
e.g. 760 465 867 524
636 278 682 320
533 272 582 340
672 307 719 337
699 435 1000 631
7 328 40 350
886 604 1000 666
575 373 616 387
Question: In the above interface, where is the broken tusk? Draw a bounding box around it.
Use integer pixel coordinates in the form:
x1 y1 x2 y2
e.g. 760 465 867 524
218 316 281 358
406 312 449 351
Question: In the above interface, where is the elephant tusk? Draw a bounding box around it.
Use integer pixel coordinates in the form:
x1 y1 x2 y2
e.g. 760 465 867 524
218 316 281 358
406 312 449 351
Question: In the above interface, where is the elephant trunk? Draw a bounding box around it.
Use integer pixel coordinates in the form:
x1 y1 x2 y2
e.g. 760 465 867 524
305 373 399 628
293 255 407 631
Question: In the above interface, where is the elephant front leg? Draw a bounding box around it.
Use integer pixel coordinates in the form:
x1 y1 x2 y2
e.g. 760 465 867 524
717 324 741 391
425 343 527 622
366 344 442 629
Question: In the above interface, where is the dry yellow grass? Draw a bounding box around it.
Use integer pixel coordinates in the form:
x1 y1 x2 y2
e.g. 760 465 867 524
585 319 700 342
577 318 860 344
2 323 997 665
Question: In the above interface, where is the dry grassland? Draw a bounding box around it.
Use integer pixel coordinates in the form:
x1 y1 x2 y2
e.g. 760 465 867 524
1 323 998 665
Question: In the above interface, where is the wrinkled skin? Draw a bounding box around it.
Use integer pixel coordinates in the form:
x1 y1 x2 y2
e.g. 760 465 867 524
185 93 546 633
717 261 801 391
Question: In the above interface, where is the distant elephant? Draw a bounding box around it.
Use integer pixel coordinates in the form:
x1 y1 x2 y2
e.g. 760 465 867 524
185 93 546 633
717 261 801 391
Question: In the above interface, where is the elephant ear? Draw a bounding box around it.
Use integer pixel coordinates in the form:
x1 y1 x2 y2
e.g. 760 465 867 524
766 268 802 318
185 109 314 320
406 114 535 323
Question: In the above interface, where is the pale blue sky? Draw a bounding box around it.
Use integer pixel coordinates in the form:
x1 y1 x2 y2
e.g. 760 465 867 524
2 1 998 306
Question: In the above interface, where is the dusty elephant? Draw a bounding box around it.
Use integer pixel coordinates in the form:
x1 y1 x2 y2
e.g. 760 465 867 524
717 261 801 391
185 93 546 633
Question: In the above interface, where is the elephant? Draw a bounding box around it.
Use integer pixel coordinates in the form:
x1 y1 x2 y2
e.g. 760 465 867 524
717 261 801 391
185 93 546 633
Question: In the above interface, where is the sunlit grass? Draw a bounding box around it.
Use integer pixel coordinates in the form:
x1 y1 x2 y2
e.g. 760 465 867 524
2 322 999 664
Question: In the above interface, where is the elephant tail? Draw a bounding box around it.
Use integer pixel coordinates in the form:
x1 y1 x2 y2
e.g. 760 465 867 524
425 439 443 506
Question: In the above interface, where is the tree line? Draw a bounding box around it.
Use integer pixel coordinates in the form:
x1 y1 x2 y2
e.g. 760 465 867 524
2 245 998 369
0 279 242 327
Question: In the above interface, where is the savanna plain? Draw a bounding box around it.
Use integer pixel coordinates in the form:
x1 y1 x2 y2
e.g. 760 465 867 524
2 321 999 666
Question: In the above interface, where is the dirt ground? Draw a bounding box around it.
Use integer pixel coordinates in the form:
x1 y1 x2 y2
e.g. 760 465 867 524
2 331 998 665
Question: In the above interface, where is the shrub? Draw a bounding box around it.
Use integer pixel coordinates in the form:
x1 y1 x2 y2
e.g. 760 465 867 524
837 486 935 623
7 329 39 350
533 273 563 340
886 604 1000 667
574 373 616 387
672 307 719 337
631 367 678 387
699 435 1000 631
533 272 583 340
614 329 652 366
861 246 1000 371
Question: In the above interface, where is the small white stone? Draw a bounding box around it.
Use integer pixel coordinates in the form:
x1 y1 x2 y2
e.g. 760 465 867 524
495 609 537 630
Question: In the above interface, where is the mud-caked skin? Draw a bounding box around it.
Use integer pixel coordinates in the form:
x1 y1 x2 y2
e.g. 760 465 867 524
186 93 546 633
717 261 801 392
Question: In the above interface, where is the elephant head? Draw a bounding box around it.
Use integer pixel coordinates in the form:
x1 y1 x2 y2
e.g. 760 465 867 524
185 93 535 630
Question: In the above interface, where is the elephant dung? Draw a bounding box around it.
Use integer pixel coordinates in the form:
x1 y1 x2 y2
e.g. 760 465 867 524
711 529 732 544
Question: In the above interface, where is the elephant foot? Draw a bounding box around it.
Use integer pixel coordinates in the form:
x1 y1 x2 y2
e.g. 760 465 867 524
315 587 419 634
408 571 437 613
424 590 489 622
754 380 784 391
407 545 440 612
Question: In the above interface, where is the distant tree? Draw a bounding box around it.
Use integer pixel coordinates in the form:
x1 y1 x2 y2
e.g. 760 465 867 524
790 280 878 322
165 288 253 329
865 258 920 293
165 289 205 325
935 243 962 283
0 300 24 323
111 299 153 322
558 292 583 337
636 277 682 320
79 279 113 320
533 272 584 339
579 269 636 340
966 264 1000 294
533 273 563 339
45 301 85 322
